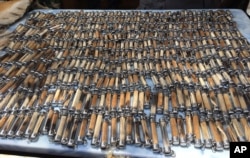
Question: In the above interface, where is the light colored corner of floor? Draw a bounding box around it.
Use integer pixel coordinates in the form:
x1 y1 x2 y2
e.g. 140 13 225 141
247 2 250 16
0 155 36 158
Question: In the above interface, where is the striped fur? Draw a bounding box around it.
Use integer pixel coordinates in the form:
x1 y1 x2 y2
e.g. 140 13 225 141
0 0 32 25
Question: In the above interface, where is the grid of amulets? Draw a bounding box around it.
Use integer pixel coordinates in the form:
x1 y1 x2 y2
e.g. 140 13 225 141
0 10 250 156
